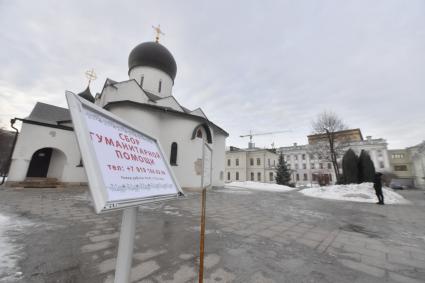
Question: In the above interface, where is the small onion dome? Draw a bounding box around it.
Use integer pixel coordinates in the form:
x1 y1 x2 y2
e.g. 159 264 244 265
78 86 95 103
128 42 177 81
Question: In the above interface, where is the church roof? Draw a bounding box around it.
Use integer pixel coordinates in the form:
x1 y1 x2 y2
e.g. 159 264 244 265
77 86 95 103
128 42 177 81
27 102 71 125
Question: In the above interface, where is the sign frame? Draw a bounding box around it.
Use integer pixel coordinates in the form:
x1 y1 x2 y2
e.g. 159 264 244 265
65 91 183 214
201 142 213 189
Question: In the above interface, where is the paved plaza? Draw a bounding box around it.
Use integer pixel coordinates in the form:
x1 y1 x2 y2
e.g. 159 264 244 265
0 186 424 283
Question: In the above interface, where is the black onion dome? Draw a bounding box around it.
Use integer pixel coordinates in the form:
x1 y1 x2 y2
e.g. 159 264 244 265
78 86 95 103
128 42 177 81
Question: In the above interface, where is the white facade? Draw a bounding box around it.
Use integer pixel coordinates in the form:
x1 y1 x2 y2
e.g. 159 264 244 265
278 137 391 186
407 141 425 189
225 148 278 183
129 66 173 98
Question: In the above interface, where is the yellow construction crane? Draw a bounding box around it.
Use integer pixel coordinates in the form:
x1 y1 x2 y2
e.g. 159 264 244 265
240 130 291 148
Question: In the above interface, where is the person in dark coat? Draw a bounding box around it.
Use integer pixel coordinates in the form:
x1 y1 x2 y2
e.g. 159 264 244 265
373 172 384 205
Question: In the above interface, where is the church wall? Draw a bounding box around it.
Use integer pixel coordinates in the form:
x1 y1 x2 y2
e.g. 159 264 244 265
212 133 226 187
129 66 173 97
7 123 87 183
98 81 149 108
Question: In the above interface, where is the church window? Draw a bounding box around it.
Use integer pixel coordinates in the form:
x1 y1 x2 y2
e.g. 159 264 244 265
257 172 261 181
250 172 254 181
158 80 162 93
196 129 202 138
140 76 144 87
170 142 178 166
227 172 230 180
236 172 239 181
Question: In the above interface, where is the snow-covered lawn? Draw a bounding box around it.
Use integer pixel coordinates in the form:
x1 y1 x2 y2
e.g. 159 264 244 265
225 181 297 192
300 183 409 204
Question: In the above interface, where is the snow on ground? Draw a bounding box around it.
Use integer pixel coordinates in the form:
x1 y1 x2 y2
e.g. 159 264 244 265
225 181 297 192
0 213 30 282
300 183 410 204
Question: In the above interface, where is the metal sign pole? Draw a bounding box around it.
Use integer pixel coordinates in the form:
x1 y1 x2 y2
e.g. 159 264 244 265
114 207 138 283
198 187 207 283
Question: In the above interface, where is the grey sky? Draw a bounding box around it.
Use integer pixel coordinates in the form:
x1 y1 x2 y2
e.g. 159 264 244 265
0 0 424 149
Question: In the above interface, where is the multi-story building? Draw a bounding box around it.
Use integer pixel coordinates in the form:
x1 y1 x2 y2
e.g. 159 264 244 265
388 149 413 186
225 146 278 183
278 130 391 186
407 141 425 189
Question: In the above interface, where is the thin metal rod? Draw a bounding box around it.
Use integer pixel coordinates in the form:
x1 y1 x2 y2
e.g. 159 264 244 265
114 207 138 283
198 188 207 283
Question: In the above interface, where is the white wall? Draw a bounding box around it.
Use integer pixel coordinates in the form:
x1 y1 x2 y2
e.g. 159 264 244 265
96 80 149 107
8 123 87 182
129 66 173 98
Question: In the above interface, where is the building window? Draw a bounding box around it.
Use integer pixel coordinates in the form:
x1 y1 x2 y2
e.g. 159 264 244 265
257 158 261 165
329 174 332 181
251 172 254 181
273 160 276 166
295 164 299 170
257 172 261 181
269 172 273 181
302 154 306 160
76 158 83 167
158 80 162 93
227 172 230 180
236 159 239 166
170 142 178 165
319 163 323 169
250 158 254 166
140 76 144 87
236 172 239 181
295 155 298 160
303 173 308 181
377 150 383 157
196 128 203 138
392 154 404 159
311 163 315 169
296 174 300 181
379 161 385 169
302 164 306 169
312 174 317 181
394 165 407 171
227 159 231 166
328 163 332 169
268 159 270 167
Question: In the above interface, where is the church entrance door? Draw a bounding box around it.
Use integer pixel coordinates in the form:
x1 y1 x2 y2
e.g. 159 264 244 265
27 148 53 177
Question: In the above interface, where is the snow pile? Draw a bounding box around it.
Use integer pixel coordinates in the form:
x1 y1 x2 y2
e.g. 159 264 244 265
300 183 409 204
225 181 297 192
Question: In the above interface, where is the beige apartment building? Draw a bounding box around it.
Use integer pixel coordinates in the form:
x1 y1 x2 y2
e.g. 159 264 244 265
388 149 413 186
225 147 279 183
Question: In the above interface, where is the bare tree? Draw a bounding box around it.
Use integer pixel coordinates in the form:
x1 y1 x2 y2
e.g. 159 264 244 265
309 111 348 180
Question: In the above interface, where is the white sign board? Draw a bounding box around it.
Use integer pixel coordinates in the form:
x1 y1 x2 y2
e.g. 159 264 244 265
66 91 182 213
202 143 212 188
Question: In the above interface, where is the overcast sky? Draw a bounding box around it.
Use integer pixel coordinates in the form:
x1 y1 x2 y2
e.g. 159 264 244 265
0 0 424 149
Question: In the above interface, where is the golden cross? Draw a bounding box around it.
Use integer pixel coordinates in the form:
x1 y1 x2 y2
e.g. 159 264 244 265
152 24 165 43
85 69 97 86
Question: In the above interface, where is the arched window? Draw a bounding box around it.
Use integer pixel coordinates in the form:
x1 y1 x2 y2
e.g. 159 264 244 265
196 128 203 138
158 80 162 93
170 142 177 166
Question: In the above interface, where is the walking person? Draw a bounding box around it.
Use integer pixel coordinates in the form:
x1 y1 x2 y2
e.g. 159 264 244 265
373 172 384 205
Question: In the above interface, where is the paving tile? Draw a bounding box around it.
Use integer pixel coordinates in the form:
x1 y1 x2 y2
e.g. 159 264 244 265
339 259 385 278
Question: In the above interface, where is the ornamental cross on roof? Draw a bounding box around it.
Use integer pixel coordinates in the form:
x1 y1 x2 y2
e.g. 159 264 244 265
152 24 165 43
85 69 97 86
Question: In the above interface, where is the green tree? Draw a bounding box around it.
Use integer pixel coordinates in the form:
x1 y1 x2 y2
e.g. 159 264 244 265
342 149 359 184
358 150 375 183
275 152 292 186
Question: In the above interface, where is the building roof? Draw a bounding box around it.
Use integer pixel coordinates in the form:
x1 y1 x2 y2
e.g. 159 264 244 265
307 128 363 144
226 147 277 154
128 42 177 81
77 86 95 103
27 102 71 125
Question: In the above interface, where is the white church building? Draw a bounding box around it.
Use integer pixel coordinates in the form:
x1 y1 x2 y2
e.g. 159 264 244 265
7 41 228 190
